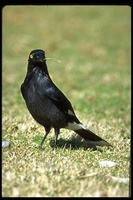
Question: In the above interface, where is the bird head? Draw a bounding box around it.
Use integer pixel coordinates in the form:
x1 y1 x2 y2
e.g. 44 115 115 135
28 49 46 64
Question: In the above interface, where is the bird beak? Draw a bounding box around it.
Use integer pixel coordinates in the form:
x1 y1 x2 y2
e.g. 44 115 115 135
36 56 45 63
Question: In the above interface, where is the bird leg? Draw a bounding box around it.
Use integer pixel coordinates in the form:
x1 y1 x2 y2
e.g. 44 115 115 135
53 128 59 151
39 127 50 149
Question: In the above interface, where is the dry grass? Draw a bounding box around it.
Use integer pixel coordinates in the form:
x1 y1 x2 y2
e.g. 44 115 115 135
2 115 130 197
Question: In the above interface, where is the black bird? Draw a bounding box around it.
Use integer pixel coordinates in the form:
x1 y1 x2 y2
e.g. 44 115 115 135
21 49 112 150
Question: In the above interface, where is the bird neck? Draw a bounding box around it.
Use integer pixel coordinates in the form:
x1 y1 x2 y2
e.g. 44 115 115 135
28 62 50 77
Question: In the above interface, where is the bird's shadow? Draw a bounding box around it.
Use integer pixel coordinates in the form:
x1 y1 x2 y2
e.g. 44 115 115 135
50 135 104 152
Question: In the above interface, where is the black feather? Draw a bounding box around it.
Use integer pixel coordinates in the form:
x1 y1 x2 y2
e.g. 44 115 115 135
21 49 112 149
75 129 111 147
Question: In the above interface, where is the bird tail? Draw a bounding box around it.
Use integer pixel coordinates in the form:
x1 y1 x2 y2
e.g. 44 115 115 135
75 128 111 147
67 122 112 147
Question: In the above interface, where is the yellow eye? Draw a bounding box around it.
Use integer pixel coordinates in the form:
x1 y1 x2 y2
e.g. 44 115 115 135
29 54 33 58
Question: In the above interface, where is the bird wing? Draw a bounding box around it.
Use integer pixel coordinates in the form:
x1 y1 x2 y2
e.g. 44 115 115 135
46 85 78 118
38 76 80 124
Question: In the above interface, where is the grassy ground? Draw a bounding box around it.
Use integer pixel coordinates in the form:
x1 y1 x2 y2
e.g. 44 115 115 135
2 6 131 197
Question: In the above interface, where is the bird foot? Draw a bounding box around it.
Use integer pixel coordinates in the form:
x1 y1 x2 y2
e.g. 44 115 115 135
52 147 56 154
38 144 43 150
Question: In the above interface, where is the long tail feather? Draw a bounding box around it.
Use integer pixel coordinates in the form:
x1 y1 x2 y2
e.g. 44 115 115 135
67 122 112 147
75 128 112 146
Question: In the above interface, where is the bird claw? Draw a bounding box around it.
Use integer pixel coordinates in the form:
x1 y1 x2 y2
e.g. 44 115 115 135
38 144 43 150
52 148 56 154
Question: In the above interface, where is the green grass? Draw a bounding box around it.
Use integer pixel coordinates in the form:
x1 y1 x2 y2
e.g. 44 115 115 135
2 6 131 197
